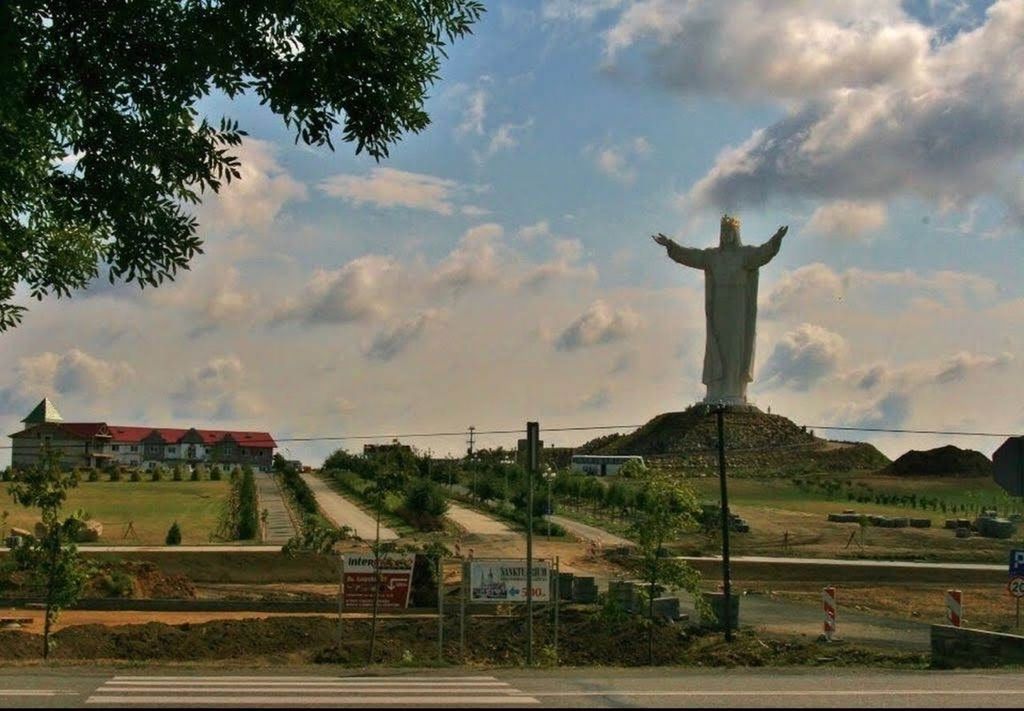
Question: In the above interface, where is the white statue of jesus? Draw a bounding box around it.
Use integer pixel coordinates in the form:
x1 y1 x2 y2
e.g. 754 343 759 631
653 215 787 407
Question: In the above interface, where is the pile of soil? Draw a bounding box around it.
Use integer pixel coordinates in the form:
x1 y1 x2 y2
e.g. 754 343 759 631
0 612 927 668
83 562 197 599
886 445 992 478
576 406 890 473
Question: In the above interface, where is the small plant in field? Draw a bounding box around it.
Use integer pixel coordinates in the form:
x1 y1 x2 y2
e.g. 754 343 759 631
108 467 121 482
171 465 182 481
129 470 141 482
87 470 99 482
210 465 222 481
149 467 161 482
165 521 182 545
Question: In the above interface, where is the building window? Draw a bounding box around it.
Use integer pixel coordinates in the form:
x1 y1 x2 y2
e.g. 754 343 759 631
112 445 120 452
130 445 138 453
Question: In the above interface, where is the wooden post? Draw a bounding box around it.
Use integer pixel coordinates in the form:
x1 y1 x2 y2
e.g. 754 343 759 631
553 556 560 664
460 560 467 659
437 556 445 662
342 557 350 651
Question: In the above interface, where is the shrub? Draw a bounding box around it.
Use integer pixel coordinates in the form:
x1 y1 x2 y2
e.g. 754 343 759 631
87 470 100 482
100 569 135 597
210 465 223 481
402 478 448 531
189 466 199 481
236 468 259 540
193 464 206 481
149 467 161 482
130 470 141 482
108 467 122 482
165 521 182 545
172 465 183 481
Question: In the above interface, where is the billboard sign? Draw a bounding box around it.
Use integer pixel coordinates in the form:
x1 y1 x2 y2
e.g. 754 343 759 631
342 553 415 610
468 559 550 603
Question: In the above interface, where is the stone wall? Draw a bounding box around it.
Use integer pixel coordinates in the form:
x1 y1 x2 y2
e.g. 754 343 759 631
931 624 1024 667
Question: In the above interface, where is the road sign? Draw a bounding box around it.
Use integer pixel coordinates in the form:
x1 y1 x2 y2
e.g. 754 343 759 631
342 553 415 610
946 589 963 627
1009 576 1024 598
993 437 1024 496
1011 550 1024 578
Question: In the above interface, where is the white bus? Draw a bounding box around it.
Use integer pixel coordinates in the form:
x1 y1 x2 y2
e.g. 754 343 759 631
570 454 645 476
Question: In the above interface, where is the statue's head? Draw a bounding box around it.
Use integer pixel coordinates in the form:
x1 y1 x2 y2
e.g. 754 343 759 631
720 214 741 248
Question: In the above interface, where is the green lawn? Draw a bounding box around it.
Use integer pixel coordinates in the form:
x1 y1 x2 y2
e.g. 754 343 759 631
2 479 231 545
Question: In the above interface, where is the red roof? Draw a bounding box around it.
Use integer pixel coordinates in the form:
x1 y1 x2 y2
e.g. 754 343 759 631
105 425 275 448
60 423 110 439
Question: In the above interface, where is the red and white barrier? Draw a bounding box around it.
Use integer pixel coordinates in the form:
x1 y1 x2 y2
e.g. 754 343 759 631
946 589 963 627
822 585 837 640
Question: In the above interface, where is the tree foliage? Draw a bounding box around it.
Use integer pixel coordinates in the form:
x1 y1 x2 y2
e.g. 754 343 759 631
6 447 89 658
0 0 485 330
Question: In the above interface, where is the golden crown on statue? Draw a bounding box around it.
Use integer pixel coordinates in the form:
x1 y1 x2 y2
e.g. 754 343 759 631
721 214 741 230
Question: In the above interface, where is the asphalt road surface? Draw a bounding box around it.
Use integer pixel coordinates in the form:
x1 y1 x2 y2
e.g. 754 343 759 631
300 473 399 541
5 667 1024 708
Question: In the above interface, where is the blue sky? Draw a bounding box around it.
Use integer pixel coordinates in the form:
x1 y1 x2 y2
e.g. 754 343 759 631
3 0 1023 465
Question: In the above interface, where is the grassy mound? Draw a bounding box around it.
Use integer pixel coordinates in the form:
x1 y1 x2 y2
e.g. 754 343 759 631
886 445 992 478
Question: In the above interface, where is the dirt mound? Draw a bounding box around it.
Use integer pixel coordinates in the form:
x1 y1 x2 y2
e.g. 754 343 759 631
83 562 196 599
576 406 889 473
886 445 992 478
0 612 926 668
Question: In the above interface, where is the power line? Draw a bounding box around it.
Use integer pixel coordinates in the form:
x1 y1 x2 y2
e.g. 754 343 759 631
0 420 1018 452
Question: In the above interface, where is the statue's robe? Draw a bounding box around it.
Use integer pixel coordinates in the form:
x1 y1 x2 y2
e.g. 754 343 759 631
665 232 784 403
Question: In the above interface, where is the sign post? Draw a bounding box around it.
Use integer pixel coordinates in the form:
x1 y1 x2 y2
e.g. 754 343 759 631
526 421 540 666
822 586 837 641
466 559 551 604
1009 550 1024 629
946 589 963 628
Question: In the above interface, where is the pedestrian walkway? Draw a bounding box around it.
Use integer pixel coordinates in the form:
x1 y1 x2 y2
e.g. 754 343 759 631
86 675 539 706
300 473 399 541
253 471 298 545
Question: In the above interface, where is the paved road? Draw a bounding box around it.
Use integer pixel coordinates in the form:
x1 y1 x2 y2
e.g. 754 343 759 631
546 514 634 547
254 472 297 545
6 667 1024 708
446 502 513 535
300 473 398 542
678 554 1006 572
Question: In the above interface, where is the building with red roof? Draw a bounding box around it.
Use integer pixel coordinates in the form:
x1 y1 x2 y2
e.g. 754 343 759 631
8 398 276 471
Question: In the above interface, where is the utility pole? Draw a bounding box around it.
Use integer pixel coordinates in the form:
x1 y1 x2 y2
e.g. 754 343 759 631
715 405 733 643
466 426 476 459
526 421 539 666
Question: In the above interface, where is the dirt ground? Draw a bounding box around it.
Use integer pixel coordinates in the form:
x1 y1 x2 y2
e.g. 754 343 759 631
764 583 1024 634
0 612 928 668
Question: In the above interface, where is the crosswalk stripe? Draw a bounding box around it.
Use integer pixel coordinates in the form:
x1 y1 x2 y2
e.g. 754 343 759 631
89 675 539 707
87 695 539 706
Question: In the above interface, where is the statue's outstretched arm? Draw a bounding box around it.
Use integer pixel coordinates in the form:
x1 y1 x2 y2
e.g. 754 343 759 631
652 233 706 270
745 225 788 268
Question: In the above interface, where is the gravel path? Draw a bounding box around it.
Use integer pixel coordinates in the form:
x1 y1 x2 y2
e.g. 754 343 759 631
446 502 513 535
300 473 399 541
254 471 297 545
546 514 635 547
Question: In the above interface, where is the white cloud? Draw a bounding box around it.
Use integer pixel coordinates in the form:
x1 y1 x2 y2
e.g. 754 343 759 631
457 87 488 136
473 119 535 164
645 1 1024 222
588 136 652 184
201 138 307 231
365 310 443 362
318 168 482 215
0 350 134 414
520 239 598 291
433 224 505 292
830 391 912 429
762 263 999 317
556 299 641 350
805 200 888 241
274 255 400 325
518 220 552 242
172 356 264 420
760 323 847 390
